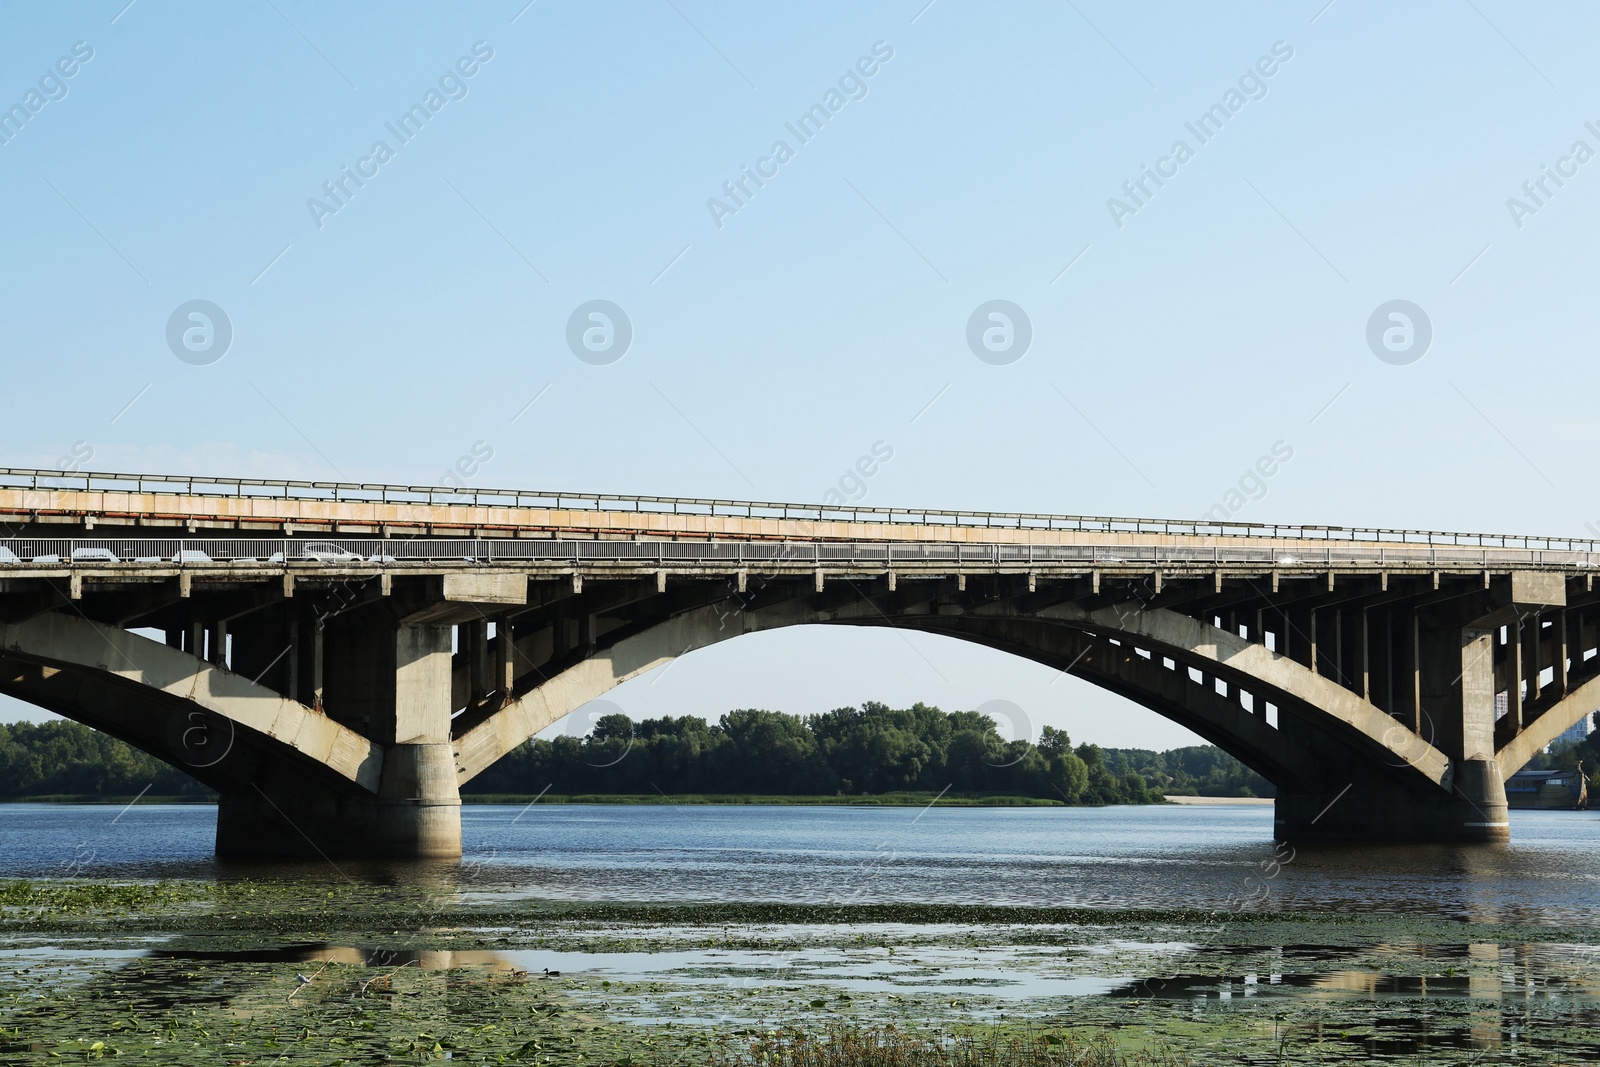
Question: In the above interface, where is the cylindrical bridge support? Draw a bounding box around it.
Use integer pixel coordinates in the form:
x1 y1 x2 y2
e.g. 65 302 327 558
215 744 462 861
216 617 464 861
376 742 463 859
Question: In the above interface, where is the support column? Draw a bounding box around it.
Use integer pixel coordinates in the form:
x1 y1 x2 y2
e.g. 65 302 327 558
372 621 462 858
465 618 490 706
1454 617 1510 841
1307 608 1319 675
217 615 461 860
494 615 514 705
1407 607 1422 732
1275 601 1508 844
207 620 228 668
1557 610 1570 695
1528 612 1542 704
1359 608 1370 700
294 600 324 710
1507 618 1524 732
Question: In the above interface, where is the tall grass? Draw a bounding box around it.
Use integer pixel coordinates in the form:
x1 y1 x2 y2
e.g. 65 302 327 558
702 1024 1188 1067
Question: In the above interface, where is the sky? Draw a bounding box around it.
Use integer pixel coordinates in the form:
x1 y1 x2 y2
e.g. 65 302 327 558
3 0 1599 751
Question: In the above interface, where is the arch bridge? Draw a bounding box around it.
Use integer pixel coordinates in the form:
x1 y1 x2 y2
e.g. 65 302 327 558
2 468 1597 858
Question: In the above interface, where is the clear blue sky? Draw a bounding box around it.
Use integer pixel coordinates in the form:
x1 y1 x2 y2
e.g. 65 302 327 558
3 1 1597 749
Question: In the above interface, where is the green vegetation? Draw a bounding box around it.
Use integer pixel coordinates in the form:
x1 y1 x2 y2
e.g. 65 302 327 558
1095 745 1273 799
706 1025 1185 1066
468 702 1210 804
5 878 1600 1066
0 708 1272 804
466 792 1066 805
0 720 211 799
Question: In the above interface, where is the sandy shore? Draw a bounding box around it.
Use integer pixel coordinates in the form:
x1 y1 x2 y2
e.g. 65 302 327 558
1163 794 1274 805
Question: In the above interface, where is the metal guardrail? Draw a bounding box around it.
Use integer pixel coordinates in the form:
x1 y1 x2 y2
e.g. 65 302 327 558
2 538 1597 570
1 467 1595 552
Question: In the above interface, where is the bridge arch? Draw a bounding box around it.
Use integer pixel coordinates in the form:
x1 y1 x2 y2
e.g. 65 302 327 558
0 613 381 793
450 594 1452 810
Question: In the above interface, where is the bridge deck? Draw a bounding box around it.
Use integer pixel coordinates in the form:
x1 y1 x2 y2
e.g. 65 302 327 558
1 468 1594 553
1 535 1597 576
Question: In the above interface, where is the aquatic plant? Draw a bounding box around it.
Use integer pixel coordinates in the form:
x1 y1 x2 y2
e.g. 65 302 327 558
704 1023 1188 1066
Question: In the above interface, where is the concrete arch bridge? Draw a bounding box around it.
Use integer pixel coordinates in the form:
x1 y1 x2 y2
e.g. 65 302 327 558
2 468 1597 858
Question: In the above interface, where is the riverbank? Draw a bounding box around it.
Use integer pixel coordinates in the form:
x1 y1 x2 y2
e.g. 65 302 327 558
464 791 1075 806
1162 794 1274 805
1 791 1290 806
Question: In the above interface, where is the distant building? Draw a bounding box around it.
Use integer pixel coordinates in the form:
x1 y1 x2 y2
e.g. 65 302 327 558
1552 713 1596 749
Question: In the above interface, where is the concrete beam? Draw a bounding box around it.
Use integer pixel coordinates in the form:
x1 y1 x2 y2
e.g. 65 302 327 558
0 612 381 791
1026 601 1453 789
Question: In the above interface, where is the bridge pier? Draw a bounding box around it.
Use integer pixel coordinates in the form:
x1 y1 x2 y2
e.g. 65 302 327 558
216 742 461 860
1273 758 1508 843
1272 594 1534 844
216 616 463 861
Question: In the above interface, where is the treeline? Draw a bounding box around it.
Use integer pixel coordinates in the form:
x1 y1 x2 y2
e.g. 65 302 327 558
0 706 1274 803
0 721 212 798
469 702 1274 803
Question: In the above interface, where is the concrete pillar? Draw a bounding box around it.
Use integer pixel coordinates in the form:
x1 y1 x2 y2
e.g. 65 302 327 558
229 607 293 695
1307 608 1319 675
1557 610 1570 694
1330 608 1343 683
494 615 514 703
1407 608 1422 732
207 620 227 667
294 604 323 709
465 618 490 705
1528 613 1542 703
1276 604 1507 844
1507 620 1524 731
1359 608 1370 699
1455 618 1510 841
218 616 461 860
1382 609 1396 718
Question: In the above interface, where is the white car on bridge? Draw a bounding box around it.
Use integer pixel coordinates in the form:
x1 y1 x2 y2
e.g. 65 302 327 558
298 542 365 563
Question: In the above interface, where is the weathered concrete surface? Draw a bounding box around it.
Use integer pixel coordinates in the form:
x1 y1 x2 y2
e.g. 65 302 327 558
3 504 1591 853
1029 602 1454 788
0 612 382 791
3 483 1561 557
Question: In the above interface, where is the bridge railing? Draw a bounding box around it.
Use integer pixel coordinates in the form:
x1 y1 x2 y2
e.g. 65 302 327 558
2 538 1597 570
2 466 1596 552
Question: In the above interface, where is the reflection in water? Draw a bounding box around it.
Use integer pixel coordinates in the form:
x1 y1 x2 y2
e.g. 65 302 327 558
8 803 1600 1063
6 804 1599 922
7 934 1592 1058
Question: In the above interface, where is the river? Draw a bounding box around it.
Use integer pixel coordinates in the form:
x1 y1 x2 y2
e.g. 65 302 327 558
7 801 1600 921
5 802 1600 1063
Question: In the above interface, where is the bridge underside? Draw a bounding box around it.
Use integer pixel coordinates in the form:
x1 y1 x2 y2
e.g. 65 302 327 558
3 552 1597 857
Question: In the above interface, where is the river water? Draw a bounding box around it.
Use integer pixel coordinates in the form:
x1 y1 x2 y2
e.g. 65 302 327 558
7 802 1600 1062
7 802 1600 923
